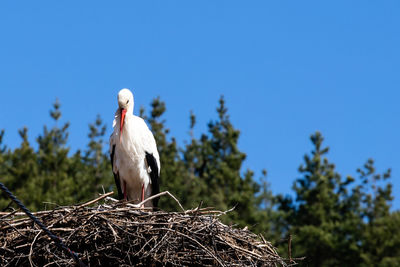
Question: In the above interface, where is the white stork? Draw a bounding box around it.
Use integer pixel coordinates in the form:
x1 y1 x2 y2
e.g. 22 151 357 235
109 88 160 208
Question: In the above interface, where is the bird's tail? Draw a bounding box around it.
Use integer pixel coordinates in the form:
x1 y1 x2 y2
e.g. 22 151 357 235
145 152 160 208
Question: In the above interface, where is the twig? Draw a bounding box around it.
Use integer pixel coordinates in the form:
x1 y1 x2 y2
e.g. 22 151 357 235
29 230 41 267
191 201 203 222
151 227 226 267
127 191 185 212
288 234 295 264
77 192 114 208
0 208 19 219
107 222 118 243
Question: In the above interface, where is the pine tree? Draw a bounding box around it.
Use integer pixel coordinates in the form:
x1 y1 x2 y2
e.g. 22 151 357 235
81 114 113 199
0 129 10 209
0 129 8 181
32 99 76 209
355 159 400 266
254 170 283 237
0 129 6 154
0 128 39 210
279 132 399 266
7 128 39 210
183 96 272 232
278 132 358 266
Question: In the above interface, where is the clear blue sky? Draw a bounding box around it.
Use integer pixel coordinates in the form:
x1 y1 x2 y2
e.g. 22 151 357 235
1 1 399 208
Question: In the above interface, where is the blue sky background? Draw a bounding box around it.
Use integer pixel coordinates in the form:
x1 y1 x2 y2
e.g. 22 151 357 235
0 1 399 208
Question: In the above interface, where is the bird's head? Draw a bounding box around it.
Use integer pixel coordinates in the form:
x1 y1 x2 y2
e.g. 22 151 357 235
118 88 134 110
117 88 134 139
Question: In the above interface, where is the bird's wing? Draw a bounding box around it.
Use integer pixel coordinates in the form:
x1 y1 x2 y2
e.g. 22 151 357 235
134 116 160 207
136 117 161 174
109 132 123 200
145 151 160 208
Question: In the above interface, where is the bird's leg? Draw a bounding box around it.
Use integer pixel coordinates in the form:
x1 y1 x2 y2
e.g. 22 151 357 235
141 184 145 208
123 180 127 201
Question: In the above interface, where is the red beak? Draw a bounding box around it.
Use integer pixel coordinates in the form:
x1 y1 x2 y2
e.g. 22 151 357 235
120 108 127 142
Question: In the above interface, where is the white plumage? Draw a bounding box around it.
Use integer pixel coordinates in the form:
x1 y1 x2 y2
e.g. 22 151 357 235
109 88 160 207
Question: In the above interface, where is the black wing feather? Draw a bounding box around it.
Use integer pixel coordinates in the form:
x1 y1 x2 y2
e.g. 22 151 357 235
145 151 160 207
110 144 123 200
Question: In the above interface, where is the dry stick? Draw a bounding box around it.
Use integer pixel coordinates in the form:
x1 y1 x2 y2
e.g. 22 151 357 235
109 191 185 212
143 232 170 257
49 228 74 232
150 227 226 267
134 236 157 257
140 191 184 212
0 191 113 218
1 220 28 237
288 234 294 264
0 209 66 217
260 234 280 257
29 230 41 267
0 208 19 219
191 201 203 222
15 243 31 249
217 235 265 261
77 192 114 209
2 200 14 212
107 222 118 243
0 192 114 218
38 192 115 232
214 205 236 217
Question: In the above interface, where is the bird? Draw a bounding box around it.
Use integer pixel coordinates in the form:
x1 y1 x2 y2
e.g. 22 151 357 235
109 88 160 208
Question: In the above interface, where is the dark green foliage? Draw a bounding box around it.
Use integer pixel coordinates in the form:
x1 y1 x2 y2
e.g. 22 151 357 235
278 132 399 266
0 101 114 210
81 114 113 199
0 96 398 265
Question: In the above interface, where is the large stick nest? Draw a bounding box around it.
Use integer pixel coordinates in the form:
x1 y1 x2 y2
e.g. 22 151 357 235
0 192 289 266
